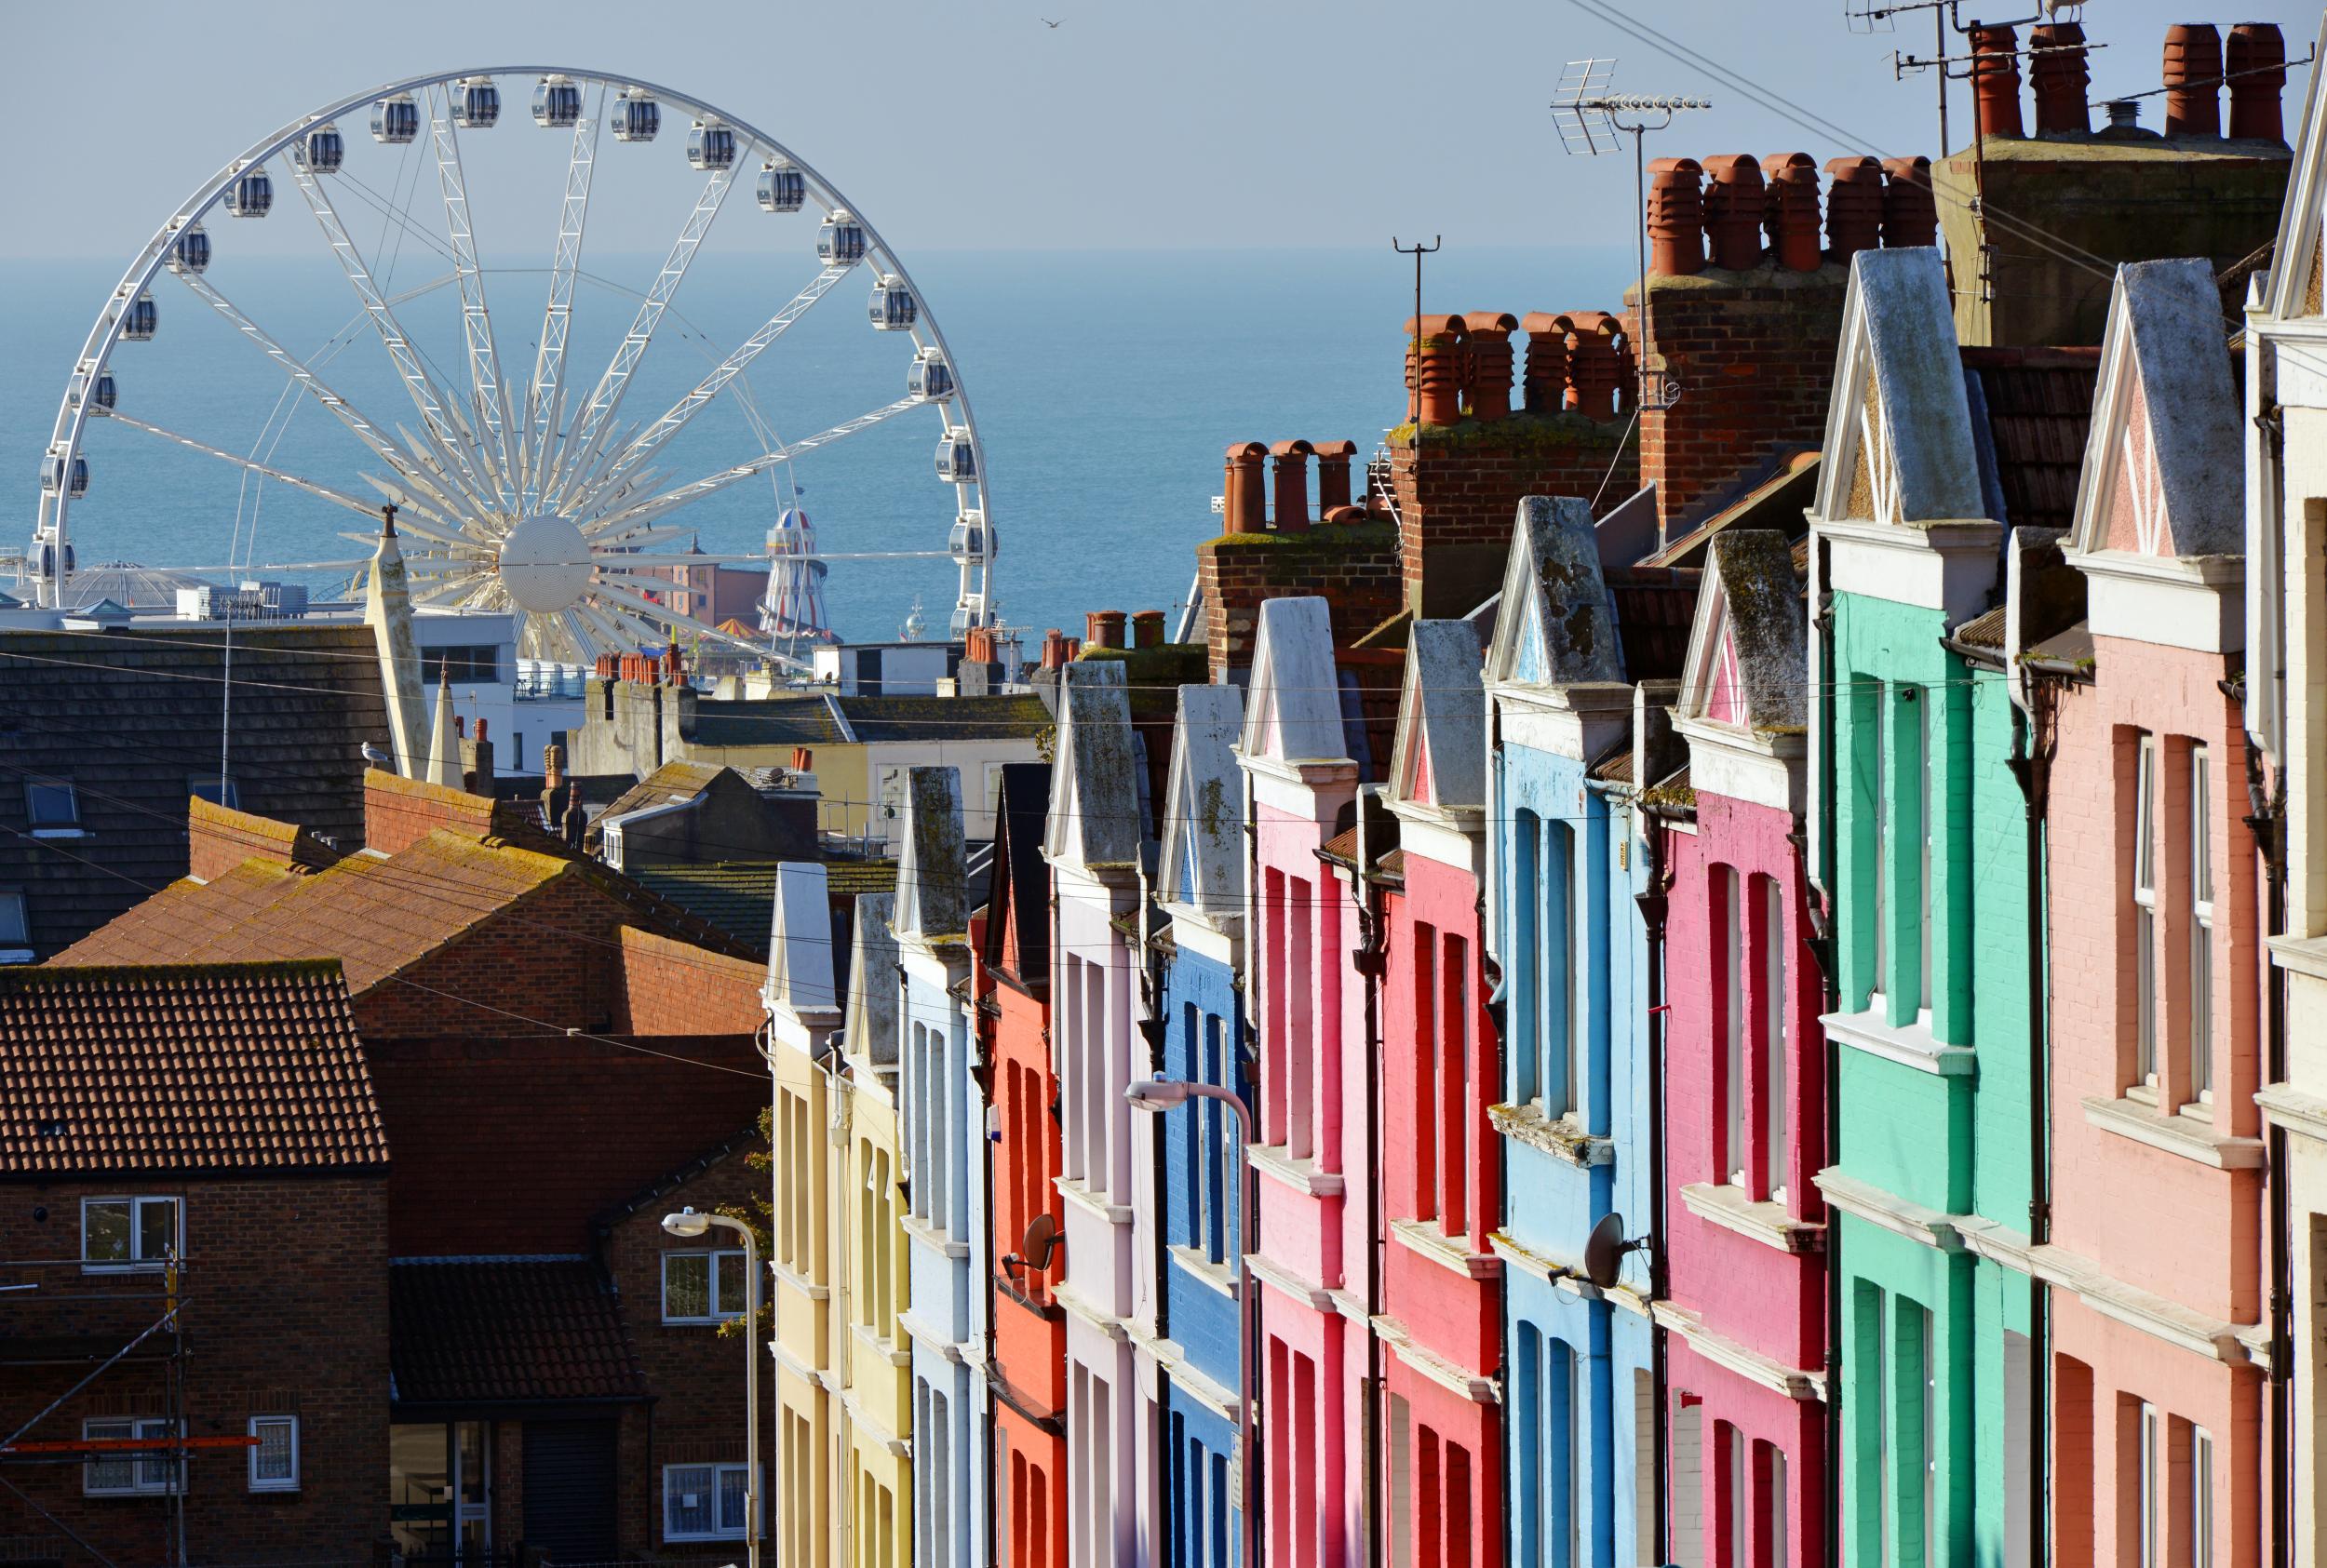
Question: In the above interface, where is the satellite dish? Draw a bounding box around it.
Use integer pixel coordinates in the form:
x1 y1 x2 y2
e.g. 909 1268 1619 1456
1584 1212 1647 1291
1020 1213 1062 1273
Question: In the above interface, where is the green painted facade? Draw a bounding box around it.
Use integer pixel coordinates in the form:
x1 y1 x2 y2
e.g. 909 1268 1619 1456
1826 587 2041 1568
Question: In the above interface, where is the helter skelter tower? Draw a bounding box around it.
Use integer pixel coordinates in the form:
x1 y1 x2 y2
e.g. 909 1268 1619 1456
759 506 836 649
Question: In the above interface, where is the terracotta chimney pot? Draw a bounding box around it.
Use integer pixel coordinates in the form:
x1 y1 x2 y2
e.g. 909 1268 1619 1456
2029 21 2092 134
1132 609 1166 650
1824 156 1885 263
1312 439 1359 511
1769 159 1824 272
2163 23 2223 138
1561 312 1624 422
1702 155 1766 270
1519 312 1569 414
1879 156 1938 249
1321 504 1368 526
1971 24 2026 140
2226 22 2287 141
1087 610 1127 650
1460 312 1519 421
1223 441 1268 533
1269 439 1315 531
1405 315 1468 427
1645 157 1707 276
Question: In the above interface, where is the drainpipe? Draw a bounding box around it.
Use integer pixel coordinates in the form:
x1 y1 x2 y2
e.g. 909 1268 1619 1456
1352 820 1390 1568
1808 540 1845 1568
1134 855 1173 1563
1241 780 1265 1568
1632 813 1674 1567
974 972 1001 1568
2006 686 2054 1568
2234 690 2291 1568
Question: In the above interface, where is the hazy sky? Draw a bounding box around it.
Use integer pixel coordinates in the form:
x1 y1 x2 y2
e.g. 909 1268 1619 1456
7 0 2319 261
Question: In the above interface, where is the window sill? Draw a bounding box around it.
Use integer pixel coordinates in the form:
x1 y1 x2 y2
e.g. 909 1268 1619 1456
899 1213 970 1260
1819 1007 1976 1077
1389 1217 1500 1280
1166 1245 1240 1299
1488 1102 1611 1167
248 1483 301 1496
2268 931 2327 984
30 828 88 840
1054 1176 1135 1226
772 1262 830 1302
1247 1142 1346 1199
660 1315 745 1328
0 949 33 966
1678 1183 1825 1255
2079 1094 2266 1171
848 1324 912 1367
79 1262 167 1276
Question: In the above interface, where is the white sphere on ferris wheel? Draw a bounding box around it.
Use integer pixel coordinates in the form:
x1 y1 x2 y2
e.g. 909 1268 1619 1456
30 65 1000 664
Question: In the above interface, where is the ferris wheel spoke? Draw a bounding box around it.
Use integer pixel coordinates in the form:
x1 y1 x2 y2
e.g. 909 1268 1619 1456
543 165 738 513
521 84 603 512
169 267 450 505
590 579 760 652
280 150 491 506
577 262 852 510
424 87 516 509
582 395 921 537
98 410 385 520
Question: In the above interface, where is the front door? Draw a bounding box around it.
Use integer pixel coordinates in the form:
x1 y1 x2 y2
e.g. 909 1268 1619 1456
521 1420 619 1559
390 1421 492 1562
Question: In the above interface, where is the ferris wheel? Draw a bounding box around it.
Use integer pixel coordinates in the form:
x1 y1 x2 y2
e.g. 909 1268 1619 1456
30 66 996 663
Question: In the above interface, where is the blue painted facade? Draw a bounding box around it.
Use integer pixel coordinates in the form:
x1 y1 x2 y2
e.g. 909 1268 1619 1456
1157 937 1247 1568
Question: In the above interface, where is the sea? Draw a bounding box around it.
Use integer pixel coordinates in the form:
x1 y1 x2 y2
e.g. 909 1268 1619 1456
0 246 1634 649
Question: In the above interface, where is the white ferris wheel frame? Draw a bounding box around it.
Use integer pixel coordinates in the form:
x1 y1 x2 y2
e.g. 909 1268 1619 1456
32 63 995 661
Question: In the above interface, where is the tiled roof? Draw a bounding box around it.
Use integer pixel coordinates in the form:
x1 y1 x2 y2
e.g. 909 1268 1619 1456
837 693 1054 744
632 861 784 957
1961 346 2102 534
1647 450 1822 569
0 960 386 1177
825 859 902 899
1954 605 2008 651
0 623 389 958
1318 827 1361 866
55 830 572 994
1607 568 1702 682
389 1256 646 1407
595 761 728 828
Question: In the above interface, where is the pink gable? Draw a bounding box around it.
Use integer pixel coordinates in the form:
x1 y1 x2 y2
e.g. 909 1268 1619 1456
2103 369 2172 557
1703 628 1746 727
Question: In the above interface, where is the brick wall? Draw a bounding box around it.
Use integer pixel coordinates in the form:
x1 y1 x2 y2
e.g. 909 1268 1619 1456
600 1142 778 1559
0 1175 390 1563
1390 420 1636 620
1632 265 1849 543
612 926 770 1037
1199 518 1403 683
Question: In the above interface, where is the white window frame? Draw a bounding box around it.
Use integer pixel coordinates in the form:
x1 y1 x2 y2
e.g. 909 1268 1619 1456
248 1414 299 1493
1721 865 1746 1186
1761 875 1789 1201
660 1247 747 1325
83 1417 182 1496
2139 1402 2161 1568
81 1195 181 1272
0 889 30 963
2133 732 2159 1089
2189 745 2214 1106
2191 1426 2213 1568
663 1460 757 1543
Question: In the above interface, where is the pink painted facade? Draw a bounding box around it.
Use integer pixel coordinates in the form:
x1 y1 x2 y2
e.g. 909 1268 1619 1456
1662 529 1828 1568
2044 627 2266 1568
1240 597 1373 1568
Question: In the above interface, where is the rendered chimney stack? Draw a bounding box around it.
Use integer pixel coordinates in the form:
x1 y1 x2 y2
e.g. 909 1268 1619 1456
2226 22 2288 141
1313 439 1358 511
1767 155 1824 272
1519 313 1570 413
1269 439 1315 531
1702 155 1765 270
1647 157 1707 275
1407 315 1468 425
1460 313 1518 420
1972 25 2027 139
1132 609 1165 649
2163 23 2224 137
1563 313 1625 421
1880 156 1938 248
1223 441 1268 533
1086 610 1127 650
2029 20 2092 134
1823 155 1885 262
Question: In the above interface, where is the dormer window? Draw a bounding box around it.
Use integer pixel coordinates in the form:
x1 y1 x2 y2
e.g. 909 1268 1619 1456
0 891 29 963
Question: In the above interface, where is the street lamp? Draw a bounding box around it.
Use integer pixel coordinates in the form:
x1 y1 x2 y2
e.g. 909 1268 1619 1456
1125 1076 1258 1568
663 1206 760 1568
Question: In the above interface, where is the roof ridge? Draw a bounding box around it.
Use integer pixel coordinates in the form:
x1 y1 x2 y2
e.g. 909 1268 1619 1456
20 957 348 987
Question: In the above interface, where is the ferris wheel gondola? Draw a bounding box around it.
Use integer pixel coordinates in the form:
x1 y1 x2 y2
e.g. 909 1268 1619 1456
30 65 998 661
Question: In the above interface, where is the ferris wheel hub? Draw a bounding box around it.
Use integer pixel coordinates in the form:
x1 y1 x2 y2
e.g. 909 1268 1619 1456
496 513 592 613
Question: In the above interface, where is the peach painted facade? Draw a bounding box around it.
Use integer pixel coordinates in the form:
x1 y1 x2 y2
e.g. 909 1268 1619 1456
2049 258 2266 1568
1239 597 1373 1568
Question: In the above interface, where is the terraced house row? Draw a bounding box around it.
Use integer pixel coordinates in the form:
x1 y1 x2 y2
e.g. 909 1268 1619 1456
758 18 2327 1568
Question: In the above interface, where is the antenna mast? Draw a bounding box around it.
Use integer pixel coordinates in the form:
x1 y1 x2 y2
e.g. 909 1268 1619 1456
1552 60 1710 414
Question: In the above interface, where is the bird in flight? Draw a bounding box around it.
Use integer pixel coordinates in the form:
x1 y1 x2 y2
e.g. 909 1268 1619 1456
1041 16 1063 26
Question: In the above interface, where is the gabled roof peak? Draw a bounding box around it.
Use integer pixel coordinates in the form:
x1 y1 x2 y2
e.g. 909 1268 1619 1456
843 893 899 1067
1486 495 1625 688
1238 597 1348 765
1814 248 1985 527
1678 529 1808 733
1390 620 1487 812
894 766 968 943
767 862 838 1016
1044 658 1145 870
1159 684 1246 916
